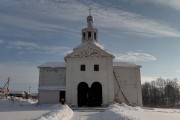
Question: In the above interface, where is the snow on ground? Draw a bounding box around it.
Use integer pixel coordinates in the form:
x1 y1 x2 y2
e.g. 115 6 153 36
71 103 180 120
0 98 73 120
1 98 180 120
38 104 73 120
70 111 100 120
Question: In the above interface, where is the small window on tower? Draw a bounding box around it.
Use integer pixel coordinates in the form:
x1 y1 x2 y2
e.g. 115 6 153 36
81 65 86 71
94 64 99 71
94 33 96 40
83 32 85 40
88 32 91 39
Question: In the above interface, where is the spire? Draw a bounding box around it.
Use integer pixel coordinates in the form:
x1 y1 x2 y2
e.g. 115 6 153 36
87 8 94 28
89 8 92 15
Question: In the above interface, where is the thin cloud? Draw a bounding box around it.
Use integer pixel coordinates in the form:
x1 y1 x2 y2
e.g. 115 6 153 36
141 76 158 83
0 0 180 38
0 39 4 44
34 46 73 55
93 6 180 38
0 14 79 35
7 40 72 55
176 70 180 73
137 0 180 11
9 41 38 48
114 51 157 62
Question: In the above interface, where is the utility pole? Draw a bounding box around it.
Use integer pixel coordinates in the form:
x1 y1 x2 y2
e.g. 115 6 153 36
29 86 31 94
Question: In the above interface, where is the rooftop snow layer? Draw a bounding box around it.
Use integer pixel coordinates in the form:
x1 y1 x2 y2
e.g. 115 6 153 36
39 85 66 91
38 62 66 68
38 62 140 68
113 62 141 67
73 41 105 51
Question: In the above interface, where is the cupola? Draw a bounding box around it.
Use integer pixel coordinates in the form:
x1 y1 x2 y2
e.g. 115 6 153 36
81 9 98 43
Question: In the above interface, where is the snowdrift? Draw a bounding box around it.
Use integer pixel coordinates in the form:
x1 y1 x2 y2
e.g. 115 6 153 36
1 98 180 120
87 103 139 120
37 104 73 120
100 103 138 120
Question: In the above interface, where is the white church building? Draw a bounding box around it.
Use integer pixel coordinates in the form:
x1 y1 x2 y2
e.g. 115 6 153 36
38 13 143 107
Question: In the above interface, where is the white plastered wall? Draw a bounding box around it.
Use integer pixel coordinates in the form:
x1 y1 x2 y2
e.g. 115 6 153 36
66 57 114 106
38 67 66 104
39 67 66 86
113 66 143 106
38 90 59 104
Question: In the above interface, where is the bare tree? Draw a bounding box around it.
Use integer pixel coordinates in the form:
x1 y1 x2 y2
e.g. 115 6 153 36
142 78 180 108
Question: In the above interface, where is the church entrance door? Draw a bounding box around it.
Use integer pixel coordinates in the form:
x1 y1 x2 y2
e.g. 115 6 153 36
78 82 88 107
78 82 102 107
88 82 102 106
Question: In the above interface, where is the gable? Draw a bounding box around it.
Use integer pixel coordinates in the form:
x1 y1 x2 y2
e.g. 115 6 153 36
65 42 114 59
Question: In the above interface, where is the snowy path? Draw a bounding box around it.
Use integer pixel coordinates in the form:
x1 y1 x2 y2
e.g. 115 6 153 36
70 111 100 120
70 108 105 120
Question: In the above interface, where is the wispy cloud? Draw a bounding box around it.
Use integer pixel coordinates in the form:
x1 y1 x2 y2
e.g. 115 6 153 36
176 70 180 73
114 51 157 62
93 5 180 38
9 41 38 48
0 39 4 44
6 40 72 55
32 46 73 55
137 0 180 11
0 0 180 38
0 14 79 38
141 76 158 83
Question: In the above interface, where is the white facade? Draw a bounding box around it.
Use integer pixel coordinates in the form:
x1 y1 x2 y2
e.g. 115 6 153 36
38 14 143 106
65 43 115 106
38 62 66 104
113 63 142 106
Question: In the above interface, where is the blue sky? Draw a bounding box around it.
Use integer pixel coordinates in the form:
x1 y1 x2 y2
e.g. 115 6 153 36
0 0 180 93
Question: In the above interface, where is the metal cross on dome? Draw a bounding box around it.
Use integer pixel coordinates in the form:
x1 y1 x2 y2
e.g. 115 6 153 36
89 8 92 15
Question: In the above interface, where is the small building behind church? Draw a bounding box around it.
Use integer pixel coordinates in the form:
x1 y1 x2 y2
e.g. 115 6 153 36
38 13 143 107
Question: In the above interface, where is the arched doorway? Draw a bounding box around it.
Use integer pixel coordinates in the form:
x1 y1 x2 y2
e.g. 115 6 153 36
88 82 102 106
78 82 88 107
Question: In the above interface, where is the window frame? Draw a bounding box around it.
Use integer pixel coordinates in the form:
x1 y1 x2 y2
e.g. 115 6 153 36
94 64 99 71
80 64 86 71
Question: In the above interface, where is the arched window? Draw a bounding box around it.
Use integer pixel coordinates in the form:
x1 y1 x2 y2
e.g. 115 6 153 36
88 32 91 39
78 82 89 107
83 32 85 40
89 82 102 106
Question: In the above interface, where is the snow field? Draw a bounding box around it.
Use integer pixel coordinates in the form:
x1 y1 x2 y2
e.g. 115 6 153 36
1 98 180 120
38 104 73 120
71 103 180 120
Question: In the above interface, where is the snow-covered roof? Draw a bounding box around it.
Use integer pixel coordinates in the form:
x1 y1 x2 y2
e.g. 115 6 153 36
73 41 105 51
113 62 141 67
38 62 66 68
39 85 66 91
38 62 140 68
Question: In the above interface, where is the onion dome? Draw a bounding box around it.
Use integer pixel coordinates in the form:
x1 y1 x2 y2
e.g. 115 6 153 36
87 15 94 22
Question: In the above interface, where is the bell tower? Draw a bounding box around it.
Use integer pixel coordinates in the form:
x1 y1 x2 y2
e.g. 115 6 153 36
82 9 98 43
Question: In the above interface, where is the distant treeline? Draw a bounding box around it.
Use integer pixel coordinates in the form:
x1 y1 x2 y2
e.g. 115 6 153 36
142 78 180 108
